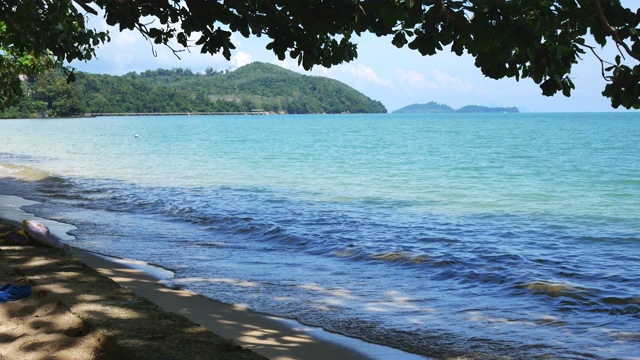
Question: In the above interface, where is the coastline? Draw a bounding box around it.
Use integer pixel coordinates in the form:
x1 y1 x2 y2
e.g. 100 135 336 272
2 113 640 359
0 194 425 360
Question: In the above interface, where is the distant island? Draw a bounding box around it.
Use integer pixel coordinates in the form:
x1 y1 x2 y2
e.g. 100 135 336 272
393 101 519 114
1 62 387 118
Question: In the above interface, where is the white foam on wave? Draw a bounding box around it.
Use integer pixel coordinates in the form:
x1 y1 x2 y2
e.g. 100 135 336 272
0 163 50 181
93 253 175 281
0 193 174 281
0 194 76 242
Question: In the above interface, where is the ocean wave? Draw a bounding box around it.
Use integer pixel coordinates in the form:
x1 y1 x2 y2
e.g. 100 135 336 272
573 235 640 244
518 281 589 297
0 163 50 181
3 114 640 359
0 152 40 164
370 252 432 264
602 296 640 305
515 281 640 318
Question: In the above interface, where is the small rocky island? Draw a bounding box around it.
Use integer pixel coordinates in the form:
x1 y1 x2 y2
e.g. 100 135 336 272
393 101 519 113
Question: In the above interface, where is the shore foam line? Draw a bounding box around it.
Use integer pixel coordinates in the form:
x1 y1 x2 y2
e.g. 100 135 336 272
0 194 427 360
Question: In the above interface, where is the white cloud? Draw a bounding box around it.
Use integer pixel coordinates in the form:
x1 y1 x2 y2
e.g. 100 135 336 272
77 25 234 74
395 69 438 90
275 61 396 94
230 51 253 69
337 64 394 87
275 59 296 70
89 30 147 73
431 70 475 92
392 68 477 94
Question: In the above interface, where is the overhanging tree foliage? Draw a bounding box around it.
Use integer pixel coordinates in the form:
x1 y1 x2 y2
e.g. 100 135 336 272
1 0 639 109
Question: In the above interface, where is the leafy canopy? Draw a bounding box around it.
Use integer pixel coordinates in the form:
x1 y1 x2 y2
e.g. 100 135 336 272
1 0 640 109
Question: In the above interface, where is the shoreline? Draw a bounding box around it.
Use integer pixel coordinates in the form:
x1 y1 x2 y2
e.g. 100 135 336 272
0 193 426 360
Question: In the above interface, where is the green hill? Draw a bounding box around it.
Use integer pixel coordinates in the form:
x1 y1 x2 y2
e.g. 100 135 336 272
393 102 519 114
456 105 519 113
77 62 386 115
392 102 453 113
1 62 386 118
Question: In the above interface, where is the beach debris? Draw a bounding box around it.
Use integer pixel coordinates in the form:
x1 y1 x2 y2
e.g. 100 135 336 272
0 221 29 245
0 229 29 245
22 219 72 256
0 283 32 303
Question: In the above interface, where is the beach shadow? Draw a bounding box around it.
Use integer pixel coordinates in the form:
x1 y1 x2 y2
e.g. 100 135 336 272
0 243 267 360
74 250 376 360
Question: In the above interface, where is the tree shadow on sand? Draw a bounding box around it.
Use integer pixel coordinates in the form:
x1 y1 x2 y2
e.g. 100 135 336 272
0 240 266 360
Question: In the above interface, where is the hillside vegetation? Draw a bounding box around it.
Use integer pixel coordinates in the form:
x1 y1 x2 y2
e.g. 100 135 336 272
1 62 386 118
394 101 518 113
392 102 454 113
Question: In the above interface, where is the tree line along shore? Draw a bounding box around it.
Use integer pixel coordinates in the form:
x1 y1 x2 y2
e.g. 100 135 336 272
1 62 387 119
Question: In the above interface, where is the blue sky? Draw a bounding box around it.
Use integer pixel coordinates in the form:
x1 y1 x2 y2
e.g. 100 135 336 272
71 13 635 113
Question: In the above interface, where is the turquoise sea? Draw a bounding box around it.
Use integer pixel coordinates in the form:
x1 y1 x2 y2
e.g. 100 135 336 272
0 113 639 358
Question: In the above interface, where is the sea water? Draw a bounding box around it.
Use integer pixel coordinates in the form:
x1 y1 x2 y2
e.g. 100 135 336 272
0 113 638 359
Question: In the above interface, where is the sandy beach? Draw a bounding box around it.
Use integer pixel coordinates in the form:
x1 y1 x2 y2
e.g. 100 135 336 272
0 217 268 360
0 195 421 360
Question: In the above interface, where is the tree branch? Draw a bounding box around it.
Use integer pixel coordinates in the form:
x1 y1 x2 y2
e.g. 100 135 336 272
576 42 615 80
73 0 98 15
134 23 183 60
592 0 640 62
435 0 469 28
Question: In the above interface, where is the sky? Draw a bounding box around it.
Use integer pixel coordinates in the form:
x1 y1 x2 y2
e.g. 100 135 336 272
71 10 637 113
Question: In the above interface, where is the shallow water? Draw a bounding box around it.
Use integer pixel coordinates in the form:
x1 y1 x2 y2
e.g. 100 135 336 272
1 113 639 358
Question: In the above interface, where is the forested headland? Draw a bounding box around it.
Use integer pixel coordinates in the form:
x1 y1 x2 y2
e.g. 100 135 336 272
393 101 519 114
1 62 387 118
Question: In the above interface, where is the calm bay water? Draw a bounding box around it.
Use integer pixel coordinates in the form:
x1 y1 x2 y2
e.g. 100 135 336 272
1 113 639 358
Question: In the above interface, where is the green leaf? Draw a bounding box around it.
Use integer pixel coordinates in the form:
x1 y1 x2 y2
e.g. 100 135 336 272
392 32 407 48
